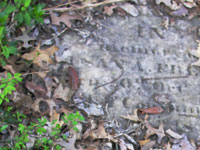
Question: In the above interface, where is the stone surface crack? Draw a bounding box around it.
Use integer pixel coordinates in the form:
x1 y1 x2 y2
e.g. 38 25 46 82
93 68 124 90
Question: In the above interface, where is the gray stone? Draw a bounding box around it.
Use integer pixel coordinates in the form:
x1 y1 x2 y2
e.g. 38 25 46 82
56 5 200 138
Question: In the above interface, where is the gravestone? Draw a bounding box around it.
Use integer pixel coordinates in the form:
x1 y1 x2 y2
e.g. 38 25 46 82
56 4 200 138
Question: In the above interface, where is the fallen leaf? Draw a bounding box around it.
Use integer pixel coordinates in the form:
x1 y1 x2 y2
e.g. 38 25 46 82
126 144 134 150
119 3 139 17
166 129 183 139
8 125 17 139
44 76 56 98
123 134 137 144
51 109 60 121
50 11 82 28
145 122 165 144
119 139 127 150
103 5 117 16
141 141 156 150
77 103 104 116
172 134 196 150
182 0 197 8
78 141 100 150
6 56 27 72
139 139 150 146
26 136 35 149
25 81 47 98
31 99 56 118
68 66 79 91
51 109 64 126
156 0 180 10
138 106 164 114
12 92 33 109
3 64 15 74
83 121 117 142
57 105 73 115
55 135 79 150
15 33 35 48
37 71 48 78
171 5 188 17
120 109 141 122
53 84 71 101
22 44 58 68
190 40 200 66
164 142 172 150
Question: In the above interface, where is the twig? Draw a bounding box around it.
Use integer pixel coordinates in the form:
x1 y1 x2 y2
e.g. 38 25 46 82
21 70 50 76
45 0 125 12
51 27 68 40
77 13 118 33
94 69 124 89
46 0 95 9
142 75 189 81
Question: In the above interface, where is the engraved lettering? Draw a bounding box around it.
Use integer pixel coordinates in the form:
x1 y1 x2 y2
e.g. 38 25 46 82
120 78 132 88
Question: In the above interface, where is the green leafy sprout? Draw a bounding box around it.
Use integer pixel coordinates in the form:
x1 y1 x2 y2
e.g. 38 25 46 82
0 0 45 66
0 72 22 105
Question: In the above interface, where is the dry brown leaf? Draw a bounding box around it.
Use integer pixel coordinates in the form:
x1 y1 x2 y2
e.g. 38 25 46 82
79 141 100 150
15 33 35 48
145 122 165 144
103 5 117 16
31 99 56 118
181 0 196 8
22 45 58 68
120 109 141 122
156 0 180 10
83 122 117 142
50 109 64 126
50 11 82 28
172 134 196 150
171 5 188 17
139 139 150 146
138 106 164 114
37 72 48 78
82 147 99 150
8 125 17 139
190 40 200 66
6 56 27 72
164 142 172 150
3 65 15 74
119 139 127 150
141 140 156 150
12 93 33 109
44 76 56 98
119 3 139 16
166 129 183 139
53 84 71 101
26 81 47 98
55 135 80 150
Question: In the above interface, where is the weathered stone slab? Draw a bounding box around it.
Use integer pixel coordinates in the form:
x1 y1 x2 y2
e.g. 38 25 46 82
56 6 200 138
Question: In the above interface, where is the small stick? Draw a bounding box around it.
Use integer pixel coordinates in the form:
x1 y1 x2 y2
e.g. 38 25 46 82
45 0 125 12
142 75 189 81
21 70 50 76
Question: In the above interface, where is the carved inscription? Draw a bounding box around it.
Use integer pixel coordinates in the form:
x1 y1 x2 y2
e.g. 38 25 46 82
62 15 200 138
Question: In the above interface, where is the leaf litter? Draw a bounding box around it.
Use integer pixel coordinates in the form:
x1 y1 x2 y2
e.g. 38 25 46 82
2 0 200 149
22 44 58 68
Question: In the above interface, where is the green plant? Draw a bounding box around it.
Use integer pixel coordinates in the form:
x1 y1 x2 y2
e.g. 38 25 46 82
62 111 85 132
0 111 85 149
0 124 8 132
15 123 30 149
0 26 17 66
0 0 45 65
0 72 22 105
0 0 45 26
14 0 45 26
